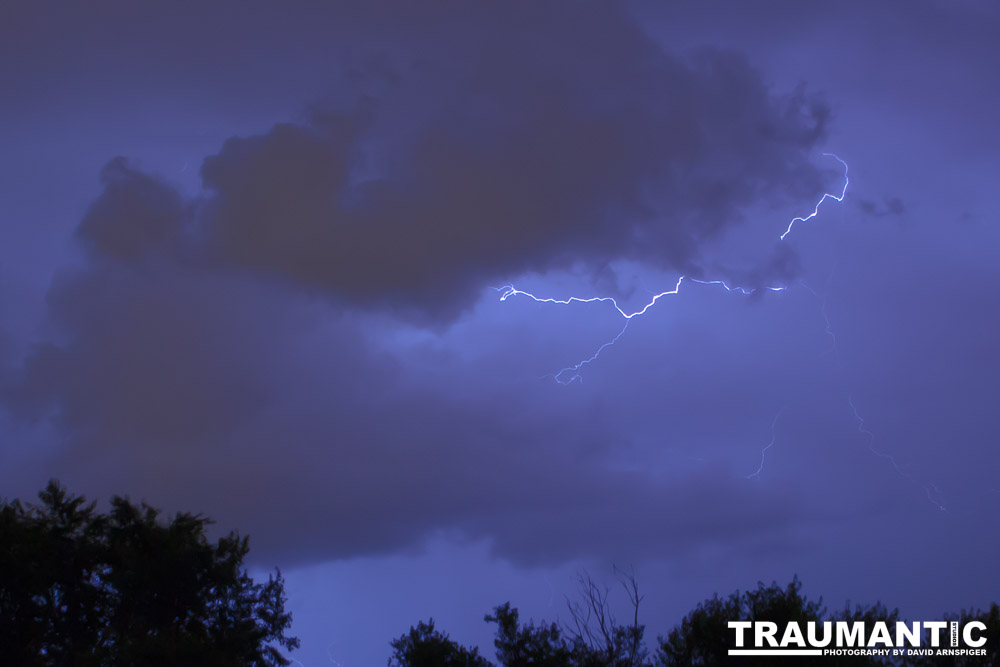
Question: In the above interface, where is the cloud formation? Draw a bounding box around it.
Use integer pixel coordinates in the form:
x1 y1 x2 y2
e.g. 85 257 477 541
858 197 905 217
5 1 843 566
70 3 831 322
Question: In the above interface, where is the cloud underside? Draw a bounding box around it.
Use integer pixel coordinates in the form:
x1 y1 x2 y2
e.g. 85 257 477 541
6 2 838 565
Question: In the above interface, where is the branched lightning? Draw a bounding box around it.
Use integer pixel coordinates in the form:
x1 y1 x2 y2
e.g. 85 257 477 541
497 277 785 384
496 153 950 498
498 153 846 384
551 321 630 385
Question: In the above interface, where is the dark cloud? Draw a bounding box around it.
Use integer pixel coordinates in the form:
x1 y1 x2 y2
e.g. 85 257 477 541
4 1 846 567
76 158 188 261
858 196 905 217
4 240 831 566
70 3 832 323
6 2 1000 664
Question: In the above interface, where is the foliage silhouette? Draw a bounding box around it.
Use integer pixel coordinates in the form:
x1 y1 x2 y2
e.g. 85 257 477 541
389 619 492 666
0 481 298 666
906 603 999 667
390 575 998 667
657 576 897 666
393 570 653 667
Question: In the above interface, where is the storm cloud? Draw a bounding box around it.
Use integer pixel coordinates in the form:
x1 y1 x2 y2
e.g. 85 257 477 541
1 0 846 567
5 4 998 641
5 2 1000 663
67 2 833 323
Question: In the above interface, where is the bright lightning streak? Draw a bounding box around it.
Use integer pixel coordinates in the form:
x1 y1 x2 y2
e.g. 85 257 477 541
497 277 785 384
498 276 685 321
747 406 786 479
497 152 955 509
779 153 849 240
498 153 847 383
496 276 679 384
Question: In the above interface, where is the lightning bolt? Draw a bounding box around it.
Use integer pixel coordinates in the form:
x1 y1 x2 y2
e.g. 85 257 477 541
287 639 344 666
747 406 786 479
497 277 785 384
497 154 860 482
779 153 849 240
799 278 838 362
848 395 946 511
498 153 847 384
552 320 630 385
494 152 960 510
799 273 947 509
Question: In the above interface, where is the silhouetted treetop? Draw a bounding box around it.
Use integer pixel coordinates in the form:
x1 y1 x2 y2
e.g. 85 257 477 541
0 481 299 666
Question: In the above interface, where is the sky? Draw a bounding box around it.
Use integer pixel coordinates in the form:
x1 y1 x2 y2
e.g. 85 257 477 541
1 1 998 664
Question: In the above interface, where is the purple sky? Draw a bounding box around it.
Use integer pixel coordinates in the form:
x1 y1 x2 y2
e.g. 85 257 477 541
1 1 998 664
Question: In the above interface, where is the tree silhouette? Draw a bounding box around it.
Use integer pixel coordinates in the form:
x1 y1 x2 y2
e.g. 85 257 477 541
907 603 1000 667
0 481 298 666
656 576 899 666
562 569 649 667
486 602 575 666
387 574 994 667
392 570 653 667
389 619 492 666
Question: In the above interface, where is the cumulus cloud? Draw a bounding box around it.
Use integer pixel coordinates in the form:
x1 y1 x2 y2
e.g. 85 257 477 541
70 3 832 322
5 237 829 566
4 1 844 566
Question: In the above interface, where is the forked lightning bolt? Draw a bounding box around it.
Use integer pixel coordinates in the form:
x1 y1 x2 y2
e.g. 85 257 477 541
498 277 784 384
498 153 848 384
496 153 951 507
